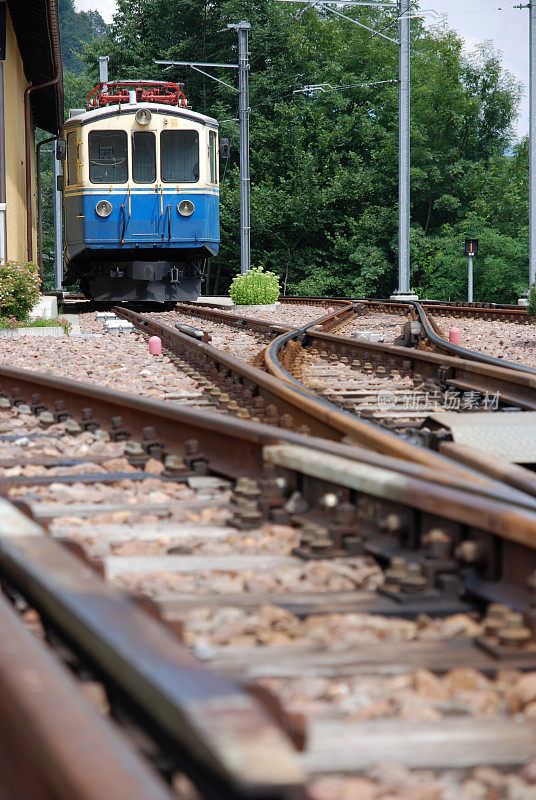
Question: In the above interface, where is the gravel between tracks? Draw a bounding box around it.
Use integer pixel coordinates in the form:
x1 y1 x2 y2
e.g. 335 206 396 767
431 315 536 368
336 311 410 343
308 763 536 800
146 309 269 364
0 315 203 399
179 607 481 649
212 302 325 326
113 558 383 597
260 667 523 721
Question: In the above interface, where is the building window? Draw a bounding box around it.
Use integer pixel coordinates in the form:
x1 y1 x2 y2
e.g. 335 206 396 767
67 132 78 185
209 130 217 184
132 131 156 183
161 130 199 183
89 130 128 184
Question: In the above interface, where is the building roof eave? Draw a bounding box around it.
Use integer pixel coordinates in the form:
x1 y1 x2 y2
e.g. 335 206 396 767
7 0 64 134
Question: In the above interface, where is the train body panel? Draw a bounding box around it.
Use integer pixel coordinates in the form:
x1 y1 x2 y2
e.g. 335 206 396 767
64 189 219 257
62 83 221 302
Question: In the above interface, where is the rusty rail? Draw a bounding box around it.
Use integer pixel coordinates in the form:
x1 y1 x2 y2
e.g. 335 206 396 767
141 302 536 497
0 497 305 799
3 359 536 678
279 296 536 372
0 583 176 800
116 305 515 486
279 296 530 323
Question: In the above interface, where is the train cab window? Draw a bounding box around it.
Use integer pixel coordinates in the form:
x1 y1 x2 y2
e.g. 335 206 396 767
161 130 199 183
132 131 156 183
66 132 78 185
208 130 217 184
89 130 128 183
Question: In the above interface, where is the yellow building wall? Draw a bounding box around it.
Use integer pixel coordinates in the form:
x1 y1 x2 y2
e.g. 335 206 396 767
4 8 37 264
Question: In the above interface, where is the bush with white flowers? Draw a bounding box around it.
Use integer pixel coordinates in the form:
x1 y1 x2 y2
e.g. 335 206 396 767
229 266 280 305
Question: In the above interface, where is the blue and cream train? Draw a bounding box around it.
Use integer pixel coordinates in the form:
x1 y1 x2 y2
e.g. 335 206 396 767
62 81 220 302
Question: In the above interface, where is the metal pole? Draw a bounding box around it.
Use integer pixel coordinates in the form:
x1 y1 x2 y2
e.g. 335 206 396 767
398 0 410 294
99 56 109 83
36 137 57 279
53 146 63 290
0 58 7 264
468 254 473 302
530 2 536 287
236 22 251 273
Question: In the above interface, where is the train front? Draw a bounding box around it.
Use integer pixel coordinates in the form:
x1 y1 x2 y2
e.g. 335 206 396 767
62 81 220 302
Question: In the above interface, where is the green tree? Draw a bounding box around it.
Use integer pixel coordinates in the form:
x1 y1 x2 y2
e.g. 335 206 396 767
75 0 527 301
59 0 107 75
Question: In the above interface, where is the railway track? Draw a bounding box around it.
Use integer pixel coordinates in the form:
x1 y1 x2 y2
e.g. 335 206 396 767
5 353 536 796
134 300 536 500
3 294 536 796
277 296 530 323
279 295 536 369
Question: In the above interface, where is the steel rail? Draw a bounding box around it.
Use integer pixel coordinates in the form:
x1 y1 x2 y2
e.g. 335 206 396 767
303 325 536 408
411 301 536 375
278 296 529 321
8 356 536 783
279 295 536 372
115 305 352 441
116 306 512 484
0 583 176 800
0 497 305 800
4 362 536 631
353 298 536 376
145 301 536 497
0 357 533 530
181 298 536 383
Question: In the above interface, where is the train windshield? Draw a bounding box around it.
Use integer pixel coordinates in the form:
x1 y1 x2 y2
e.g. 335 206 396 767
161 130 199 183
89 130 128 183
132 131 156 183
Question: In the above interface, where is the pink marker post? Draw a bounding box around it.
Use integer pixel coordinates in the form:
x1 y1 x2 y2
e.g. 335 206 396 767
449 327 461 346
148 336 162 355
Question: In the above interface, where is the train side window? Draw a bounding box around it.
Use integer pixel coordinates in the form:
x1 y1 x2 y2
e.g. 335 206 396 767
161 130 199 183
132 131 156 183
208 130 217 184
66 132 78 185
89 130 128 184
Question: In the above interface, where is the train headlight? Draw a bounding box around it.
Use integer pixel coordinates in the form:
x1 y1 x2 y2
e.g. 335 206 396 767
135 108 152 125
95 200 113 218
178 200 195 217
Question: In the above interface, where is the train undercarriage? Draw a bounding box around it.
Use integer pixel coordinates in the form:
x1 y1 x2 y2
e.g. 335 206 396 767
63 249 208 303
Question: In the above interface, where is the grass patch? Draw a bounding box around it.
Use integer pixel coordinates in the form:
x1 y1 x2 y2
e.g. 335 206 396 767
0 316 72 334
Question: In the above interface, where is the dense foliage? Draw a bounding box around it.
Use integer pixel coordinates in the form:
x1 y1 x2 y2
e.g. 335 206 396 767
59 0 107 75
52 0 529 302
0 262 41 320
229 266 280 304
